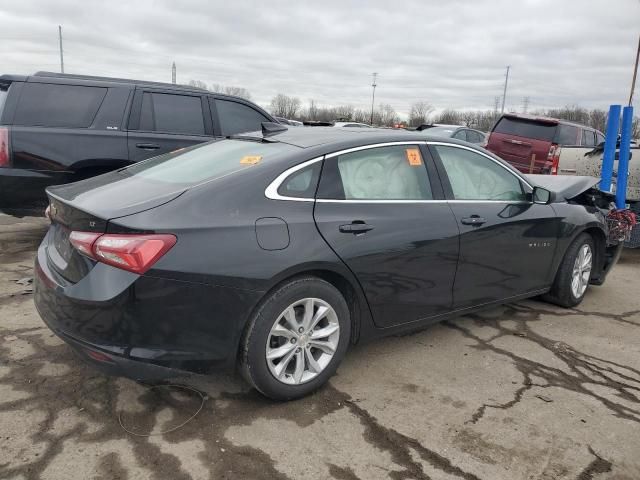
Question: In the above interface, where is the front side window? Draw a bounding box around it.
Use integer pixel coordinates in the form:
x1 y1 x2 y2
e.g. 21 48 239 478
138 92 205 135
215 99 270 136
319 145 433 200
452 129 467 140
435 146 525 201
14 83 106 128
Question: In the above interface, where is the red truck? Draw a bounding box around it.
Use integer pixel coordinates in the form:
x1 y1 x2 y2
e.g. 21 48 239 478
486 113 604 175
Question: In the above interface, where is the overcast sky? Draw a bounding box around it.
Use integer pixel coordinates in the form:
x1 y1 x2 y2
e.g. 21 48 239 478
1 0 638 118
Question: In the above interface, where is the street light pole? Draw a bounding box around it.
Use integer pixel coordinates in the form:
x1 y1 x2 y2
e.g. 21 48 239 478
370 72 378 126
501 65 510 114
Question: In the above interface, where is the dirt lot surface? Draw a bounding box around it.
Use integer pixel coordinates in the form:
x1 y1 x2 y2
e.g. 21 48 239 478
1 213 639 480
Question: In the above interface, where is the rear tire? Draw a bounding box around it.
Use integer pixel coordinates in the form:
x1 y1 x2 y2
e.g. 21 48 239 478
240 277 350 400
543 233 594 308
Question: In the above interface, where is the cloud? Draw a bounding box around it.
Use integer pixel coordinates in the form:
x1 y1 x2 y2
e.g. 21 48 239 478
1 0 638 117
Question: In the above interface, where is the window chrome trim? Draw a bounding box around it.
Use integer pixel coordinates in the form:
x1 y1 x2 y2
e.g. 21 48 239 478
426 141 534 190
264 156 324 202
324 141 427 159
315 199 530 204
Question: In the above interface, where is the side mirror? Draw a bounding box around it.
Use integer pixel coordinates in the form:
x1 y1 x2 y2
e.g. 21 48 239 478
532 186 553 205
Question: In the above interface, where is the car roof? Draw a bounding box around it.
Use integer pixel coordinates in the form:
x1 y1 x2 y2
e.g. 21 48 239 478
501 113 593 130
237 126 474 152
0 71 262 105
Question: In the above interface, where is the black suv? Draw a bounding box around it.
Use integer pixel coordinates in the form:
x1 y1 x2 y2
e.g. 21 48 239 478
0 71 276 212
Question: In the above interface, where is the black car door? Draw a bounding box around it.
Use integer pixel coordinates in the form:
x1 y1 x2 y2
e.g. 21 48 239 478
313 142 460 328
126 88 213 163
429 143 559 309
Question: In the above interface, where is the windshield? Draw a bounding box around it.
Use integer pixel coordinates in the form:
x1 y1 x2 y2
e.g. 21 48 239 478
122 139 298 185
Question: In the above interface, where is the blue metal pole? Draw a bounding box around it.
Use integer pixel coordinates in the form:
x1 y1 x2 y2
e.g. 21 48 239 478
615 106 634 209
600 104 621 192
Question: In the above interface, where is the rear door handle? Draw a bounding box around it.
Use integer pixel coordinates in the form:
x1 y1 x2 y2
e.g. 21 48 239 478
461 216 486 226
560 168 577 173
136 143 160 150
339 222 374 234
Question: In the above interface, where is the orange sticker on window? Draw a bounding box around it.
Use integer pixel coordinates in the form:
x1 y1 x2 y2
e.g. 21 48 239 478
405 148 422 166
240 155 262 165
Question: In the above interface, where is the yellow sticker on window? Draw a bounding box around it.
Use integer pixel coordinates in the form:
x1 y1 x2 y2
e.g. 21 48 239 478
240 155 262 165
405 148 422 166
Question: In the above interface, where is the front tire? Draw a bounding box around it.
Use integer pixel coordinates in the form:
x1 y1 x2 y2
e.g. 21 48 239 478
240 277 350 400
543 233 595 307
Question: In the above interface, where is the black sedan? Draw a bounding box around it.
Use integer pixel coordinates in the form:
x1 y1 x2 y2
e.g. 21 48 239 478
34 125 622 400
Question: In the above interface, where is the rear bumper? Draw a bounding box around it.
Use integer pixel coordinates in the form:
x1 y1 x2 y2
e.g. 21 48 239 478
0 168 70 210
34 233 263 378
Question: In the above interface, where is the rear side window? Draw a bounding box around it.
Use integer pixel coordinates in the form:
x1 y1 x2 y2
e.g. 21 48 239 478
467 131 485 143
493 117 556 141
554 125 580 145
215 99 270 136
596 132 605 145
138 92 205 135
14 83 106 128
318 145 433 200
277 162 321 198
581 130 596 147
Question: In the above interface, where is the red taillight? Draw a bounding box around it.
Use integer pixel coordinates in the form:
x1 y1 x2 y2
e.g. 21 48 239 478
69 231 102 258
0 128 9 167
69 232 176 274
547 144 560 175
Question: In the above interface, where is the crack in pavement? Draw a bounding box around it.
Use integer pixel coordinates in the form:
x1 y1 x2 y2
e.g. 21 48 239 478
576 447 612 480
328 387 481 480
445 304 640 426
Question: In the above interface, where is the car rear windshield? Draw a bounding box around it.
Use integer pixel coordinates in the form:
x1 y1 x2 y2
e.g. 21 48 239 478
493 117 557 141
122 139 298 185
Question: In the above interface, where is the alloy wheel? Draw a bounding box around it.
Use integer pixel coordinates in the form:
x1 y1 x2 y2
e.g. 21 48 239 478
571 244 592 298
266 298 340 385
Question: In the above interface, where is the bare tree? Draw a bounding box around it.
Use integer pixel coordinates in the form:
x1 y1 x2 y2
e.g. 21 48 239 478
408 101 434 127
270 94 301 118
188 79 209 90
223 86 251 100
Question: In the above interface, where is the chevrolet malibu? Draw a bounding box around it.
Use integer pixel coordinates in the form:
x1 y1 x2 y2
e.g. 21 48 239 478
34 125 622 400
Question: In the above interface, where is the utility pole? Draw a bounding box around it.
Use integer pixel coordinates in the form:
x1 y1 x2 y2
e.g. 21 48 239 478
493 96 500 115
370 72 378 126
500 65 510 114
58 25 64 74
171 62 176 84
522 96 530 114
629 34 639 106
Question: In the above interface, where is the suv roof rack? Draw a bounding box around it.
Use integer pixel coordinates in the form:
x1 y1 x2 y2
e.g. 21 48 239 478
33 71 208 91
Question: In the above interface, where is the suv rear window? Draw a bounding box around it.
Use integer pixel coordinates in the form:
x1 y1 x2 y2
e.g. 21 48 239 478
553 124 580 145
138 92 205 135
493 117 556 141
123 139 297 185
14 83 107 128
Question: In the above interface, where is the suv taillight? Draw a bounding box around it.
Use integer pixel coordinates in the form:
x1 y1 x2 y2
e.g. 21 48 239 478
547 144 560 175
69 232 177 274
0 128 9 167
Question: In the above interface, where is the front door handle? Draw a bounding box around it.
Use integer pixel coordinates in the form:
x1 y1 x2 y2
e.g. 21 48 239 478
461 216 486 226
136 143 160 150
339 222 374 234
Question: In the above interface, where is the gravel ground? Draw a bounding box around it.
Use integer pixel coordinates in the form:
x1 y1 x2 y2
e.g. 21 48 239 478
1 213 639 480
